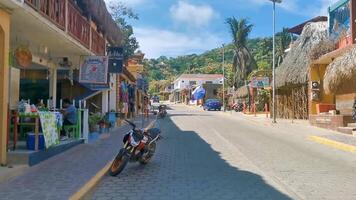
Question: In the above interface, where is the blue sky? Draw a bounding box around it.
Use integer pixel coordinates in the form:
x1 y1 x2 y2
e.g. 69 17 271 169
105 0 338 58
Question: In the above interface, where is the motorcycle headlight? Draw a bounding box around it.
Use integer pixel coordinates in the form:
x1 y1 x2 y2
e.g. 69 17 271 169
129 133 139 147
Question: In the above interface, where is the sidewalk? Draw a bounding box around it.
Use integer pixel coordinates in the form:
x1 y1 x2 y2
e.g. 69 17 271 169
221 110 356 152
0 115 155 200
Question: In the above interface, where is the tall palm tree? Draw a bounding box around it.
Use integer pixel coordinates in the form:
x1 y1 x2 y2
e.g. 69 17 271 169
276 28 291 66
226 17 257 89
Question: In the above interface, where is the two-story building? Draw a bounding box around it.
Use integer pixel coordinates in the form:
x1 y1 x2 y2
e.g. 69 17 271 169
0 0 122 164
171 74 223 104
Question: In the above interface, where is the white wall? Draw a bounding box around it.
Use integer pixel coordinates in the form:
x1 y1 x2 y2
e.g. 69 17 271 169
174 78 223 90
109 74 117 111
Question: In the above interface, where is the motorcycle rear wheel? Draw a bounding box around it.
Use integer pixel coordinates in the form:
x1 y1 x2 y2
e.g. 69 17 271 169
109 150 129 176
139 142 157 165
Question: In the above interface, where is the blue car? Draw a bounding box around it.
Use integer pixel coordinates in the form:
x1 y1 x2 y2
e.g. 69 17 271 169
203 99 222 111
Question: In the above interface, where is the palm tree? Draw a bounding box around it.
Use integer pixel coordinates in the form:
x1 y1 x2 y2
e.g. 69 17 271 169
226 17 257 89
276 28 291 66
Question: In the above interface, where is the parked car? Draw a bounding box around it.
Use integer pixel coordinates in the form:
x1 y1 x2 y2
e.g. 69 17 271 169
203 99 222 111
151 95 160 103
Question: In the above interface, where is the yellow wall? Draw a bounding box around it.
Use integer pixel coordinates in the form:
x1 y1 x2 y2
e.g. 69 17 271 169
0 9 10 165
309 64 335 115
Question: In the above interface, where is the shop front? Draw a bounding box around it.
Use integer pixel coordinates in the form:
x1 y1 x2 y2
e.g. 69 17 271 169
309 0 356 133
1 0 122 165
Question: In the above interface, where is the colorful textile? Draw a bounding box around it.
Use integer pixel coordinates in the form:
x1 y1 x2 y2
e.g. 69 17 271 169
38 112 60 148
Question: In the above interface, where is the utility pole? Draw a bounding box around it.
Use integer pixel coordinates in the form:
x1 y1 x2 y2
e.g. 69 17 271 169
268 0 282 123
222 44 226 112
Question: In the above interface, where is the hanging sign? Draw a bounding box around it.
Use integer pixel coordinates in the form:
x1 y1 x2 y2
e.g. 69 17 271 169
15 46 32 67
107 47 123 73
79 56 108 84
251 77 270 88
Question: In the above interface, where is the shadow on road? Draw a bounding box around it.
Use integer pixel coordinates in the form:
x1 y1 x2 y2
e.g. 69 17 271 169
92 113 293 200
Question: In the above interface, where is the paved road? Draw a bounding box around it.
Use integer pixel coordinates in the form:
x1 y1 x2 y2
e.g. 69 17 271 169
91 105 356 200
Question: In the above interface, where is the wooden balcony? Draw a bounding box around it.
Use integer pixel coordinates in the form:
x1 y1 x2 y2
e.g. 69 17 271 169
91 27 106 56
67 2 90 48
335 35 353 50
24 0 106 55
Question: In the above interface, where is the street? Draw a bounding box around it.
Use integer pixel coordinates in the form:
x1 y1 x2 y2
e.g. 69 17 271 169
90 105 356 200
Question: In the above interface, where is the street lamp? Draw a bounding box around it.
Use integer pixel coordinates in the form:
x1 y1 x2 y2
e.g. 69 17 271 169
269 0 282 123
222 44 226 112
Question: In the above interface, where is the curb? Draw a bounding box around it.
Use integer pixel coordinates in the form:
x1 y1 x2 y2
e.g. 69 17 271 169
69 161 112 200
69 118 157 200
308 135 356 153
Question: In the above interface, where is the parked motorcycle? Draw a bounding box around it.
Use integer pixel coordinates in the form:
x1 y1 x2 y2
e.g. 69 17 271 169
232 103 243 112
158 105 167 118
109 120 161 176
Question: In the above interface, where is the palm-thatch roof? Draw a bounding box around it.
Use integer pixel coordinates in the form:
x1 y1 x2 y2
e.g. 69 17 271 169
276 22 329 89
324 47 356 94
80 0 122 45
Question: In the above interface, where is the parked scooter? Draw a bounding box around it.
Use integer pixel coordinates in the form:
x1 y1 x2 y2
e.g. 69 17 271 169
109 120 161 176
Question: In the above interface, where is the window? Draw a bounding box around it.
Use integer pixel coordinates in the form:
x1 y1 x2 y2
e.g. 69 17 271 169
189 81 197 85
206 81 213 84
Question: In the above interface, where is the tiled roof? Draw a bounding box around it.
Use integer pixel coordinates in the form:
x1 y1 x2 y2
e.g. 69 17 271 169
177 74 223 80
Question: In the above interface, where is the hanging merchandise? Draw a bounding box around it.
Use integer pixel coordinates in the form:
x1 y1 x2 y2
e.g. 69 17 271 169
15 46 32 67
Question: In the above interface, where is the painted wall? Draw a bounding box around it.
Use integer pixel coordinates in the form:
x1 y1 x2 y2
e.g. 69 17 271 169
0 9 10 165
336 93 356 115
309 64 335 115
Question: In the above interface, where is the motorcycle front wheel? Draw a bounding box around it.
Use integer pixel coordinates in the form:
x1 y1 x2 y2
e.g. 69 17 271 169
109 149 129 176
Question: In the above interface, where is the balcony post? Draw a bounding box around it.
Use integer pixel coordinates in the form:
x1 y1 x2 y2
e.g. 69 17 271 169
65 0 68 33
89 15 93 52
351 0 356 44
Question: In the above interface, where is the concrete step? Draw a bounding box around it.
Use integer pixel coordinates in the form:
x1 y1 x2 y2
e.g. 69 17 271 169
347 123 356 127
338 127 356 135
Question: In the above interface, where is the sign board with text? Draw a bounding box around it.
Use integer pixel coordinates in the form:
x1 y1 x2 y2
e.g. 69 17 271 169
107 47 123 73
79 56 108 84
250 77 270 88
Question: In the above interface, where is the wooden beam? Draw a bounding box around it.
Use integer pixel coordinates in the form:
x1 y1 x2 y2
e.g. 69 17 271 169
351 0 356 44
0 10 11 165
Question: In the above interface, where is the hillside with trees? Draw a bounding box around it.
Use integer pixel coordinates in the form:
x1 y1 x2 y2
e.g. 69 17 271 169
144 24 291 95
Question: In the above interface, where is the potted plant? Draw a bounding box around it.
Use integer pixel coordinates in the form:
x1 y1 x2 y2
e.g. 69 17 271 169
89 113 103 133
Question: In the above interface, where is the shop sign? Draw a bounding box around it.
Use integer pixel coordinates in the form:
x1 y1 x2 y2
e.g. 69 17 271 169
15 46 32 67
250 77 270 88
107 47 123 73
79 56 108 84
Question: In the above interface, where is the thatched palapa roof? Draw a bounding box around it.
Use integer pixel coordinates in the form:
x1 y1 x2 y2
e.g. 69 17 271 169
324 47 356 94
81 0 122 45
276 22 329 89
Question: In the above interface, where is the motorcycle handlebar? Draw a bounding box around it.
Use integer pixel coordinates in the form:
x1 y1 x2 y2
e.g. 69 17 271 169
124 119 136 129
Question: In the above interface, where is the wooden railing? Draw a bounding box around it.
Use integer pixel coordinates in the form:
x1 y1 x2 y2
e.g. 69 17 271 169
25 0 66 30
91 28 106 56
24 0 106 55
67 2 90 48
335 34 352 50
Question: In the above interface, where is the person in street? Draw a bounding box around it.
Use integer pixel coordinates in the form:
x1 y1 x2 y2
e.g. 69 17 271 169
352 97 356 121
60 98 77 139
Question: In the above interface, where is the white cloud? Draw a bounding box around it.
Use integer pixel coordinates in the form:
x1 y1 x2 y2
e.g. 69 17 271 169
105 0 145 7
170 1 217 27
239 0 336 17
134 27 223 58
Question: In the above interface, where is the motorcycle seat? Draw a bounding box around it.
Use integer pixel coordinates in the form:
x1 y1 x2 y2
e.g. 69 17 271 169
147 128 161 138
